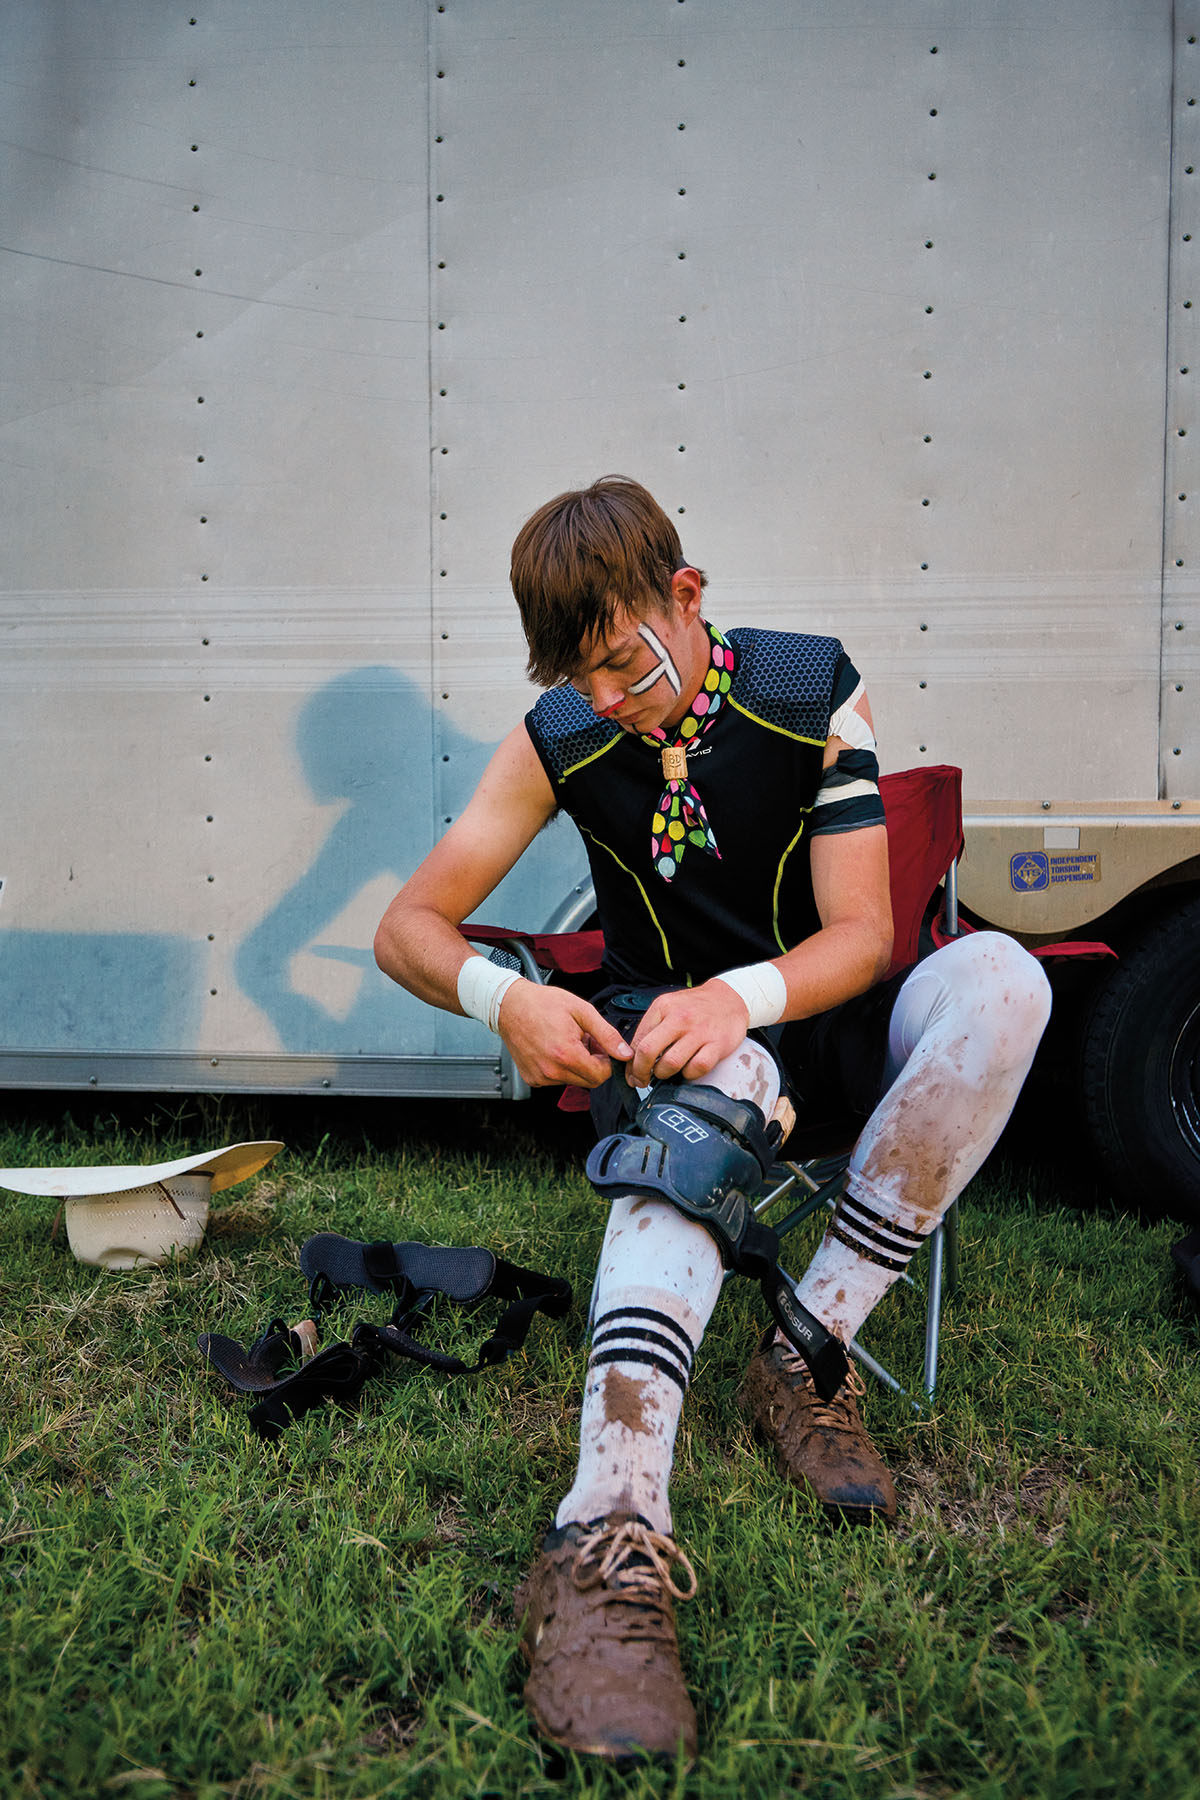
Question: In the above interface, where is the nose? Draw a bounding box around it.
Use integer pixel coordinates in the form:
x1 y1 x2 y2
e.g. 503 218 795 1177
589 673 626 717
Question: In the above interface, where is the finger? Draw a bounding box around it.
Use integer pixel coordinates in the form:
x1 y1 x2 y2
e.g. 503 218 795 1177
628 1024 689 1087
578 1002 633 1061
649 1033 708 1083
571 1052 615 1089
519 1045 613 1090
677 1043 721 1082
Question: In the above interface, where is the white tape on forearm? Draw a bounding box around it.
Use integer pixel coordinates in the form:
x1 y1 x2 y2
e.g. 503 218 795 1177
716 961 788 1029
457 955 522 1034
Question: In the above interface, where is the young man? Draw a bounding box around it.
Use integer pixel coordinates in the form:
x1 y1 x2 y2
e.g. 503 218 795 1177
374 476 1051 1766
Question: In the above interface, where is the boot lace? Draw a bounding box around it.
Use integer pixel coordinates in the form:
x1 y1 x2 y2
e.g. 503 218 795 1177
572 1518 698 1604
776 1341 866 1432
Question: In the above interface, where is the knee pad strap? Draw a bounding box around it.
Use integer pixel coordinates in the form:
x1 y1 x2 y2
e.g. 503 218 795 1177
586 1084 848 1399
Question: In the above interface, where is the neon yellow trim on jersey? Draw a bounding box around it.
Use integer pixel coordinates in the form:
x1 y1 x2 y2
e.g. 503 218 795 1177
561 733 622 782
728 694 826 748
772 815 811 953
580 826 673 972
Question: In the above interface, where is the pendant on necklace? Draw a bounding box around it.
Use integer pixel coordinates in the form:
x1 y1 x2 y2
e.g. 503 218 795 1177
661 743 688 781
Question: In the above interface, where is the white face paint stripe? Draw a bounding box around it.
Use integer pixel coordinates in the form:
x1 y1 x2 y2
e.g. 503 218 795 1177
630 623 682 696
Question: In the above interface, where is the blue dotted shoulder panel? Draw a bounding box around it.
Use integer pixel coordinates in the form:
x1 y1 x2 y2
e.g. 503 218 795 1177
526 684 621 784
727 628 845 743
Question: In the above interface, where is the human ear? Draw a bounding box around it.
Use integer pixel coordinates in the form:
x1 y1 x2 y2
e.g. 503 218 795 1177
669 566 704 620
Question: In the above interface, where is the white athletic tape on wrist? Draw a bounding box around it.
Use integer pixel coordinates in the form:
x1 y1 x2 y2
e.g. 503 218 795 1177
716 961 787 1029
457 955 522 1034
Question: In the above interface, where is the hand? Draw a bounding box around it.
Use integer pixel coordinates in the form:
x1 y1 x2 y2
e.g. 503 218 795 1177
497 981 634 1089
626 980 751 1087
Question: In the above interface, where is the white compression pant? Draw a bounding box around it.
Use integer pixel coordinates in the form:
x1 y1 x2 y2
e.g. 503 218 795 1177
558 1040 781 1532
794 930 1052 1338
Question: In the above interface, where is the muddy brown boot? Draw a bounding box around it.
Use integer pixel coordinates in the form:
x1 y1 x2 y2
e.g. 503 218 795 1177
740 1336 896 1524
514 1513 698 1767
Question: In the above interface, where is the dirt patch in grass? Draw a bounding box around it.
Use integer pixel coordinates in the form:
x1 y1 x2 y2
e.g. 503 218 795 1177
895 1450 1096 1545
359 1704 423 1754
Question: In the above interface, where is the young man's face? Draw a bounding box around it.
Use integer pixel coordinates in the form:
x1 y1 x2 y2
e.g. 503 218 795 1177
565 576 705 736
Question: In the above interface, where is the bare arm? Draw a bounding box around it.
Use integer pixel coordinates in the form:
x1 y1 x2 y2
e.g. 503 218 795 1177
374 723 632 1088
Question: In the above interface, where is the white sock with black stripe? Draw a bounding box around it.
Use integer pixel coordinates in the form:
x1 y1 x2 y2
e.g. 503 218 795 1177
791 1179 937 1346
554 1203 721 1536
556 1039 781 1536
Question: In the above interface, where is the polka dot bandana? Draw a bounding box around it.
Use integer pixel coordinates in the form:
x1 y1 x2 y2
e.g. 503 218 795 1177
641 621 736 882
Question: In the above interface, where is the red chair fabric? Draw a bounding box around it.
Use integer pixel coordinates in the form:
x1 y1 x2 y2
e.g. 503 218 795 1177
876 765 963 977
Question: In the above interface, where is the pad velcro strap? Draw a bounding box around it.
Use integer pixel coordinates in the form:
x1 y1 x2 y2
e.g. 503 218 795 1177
247 1341 376 1441
198 1320 311 1394
362 1256 572 1375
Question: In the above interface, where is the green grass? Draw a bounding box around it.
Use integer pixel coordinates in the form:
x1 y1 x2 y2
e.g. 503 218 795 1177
0 1090 1196 1799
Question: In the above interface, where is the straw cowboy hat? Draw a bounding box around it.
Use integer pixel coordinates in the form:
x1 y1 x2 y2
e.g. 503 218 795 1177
0 1141 283 1269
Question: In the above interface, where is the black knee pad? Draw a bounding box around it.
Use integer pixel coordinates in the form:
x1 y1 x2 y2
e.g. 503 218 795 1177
586 1082 849 1400
586 1082 778 1270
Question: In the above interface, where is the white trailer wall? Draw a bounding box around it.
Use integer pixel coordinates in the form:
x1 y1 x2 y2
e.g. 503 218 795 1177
0 1 1192 1094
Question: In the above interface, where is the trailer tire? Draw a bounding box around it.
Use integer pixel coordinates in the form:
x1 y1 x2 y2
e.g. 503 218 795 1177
1080 894 1200 1221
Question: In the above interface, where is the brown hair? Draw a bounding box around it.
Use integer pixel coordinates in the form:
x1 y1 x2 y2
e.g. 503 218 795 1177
510 475 705 686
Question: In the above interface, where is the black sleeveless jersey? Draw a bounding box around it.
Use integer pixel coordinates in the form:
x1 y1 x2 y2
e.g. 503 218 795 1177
525 627 860 987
